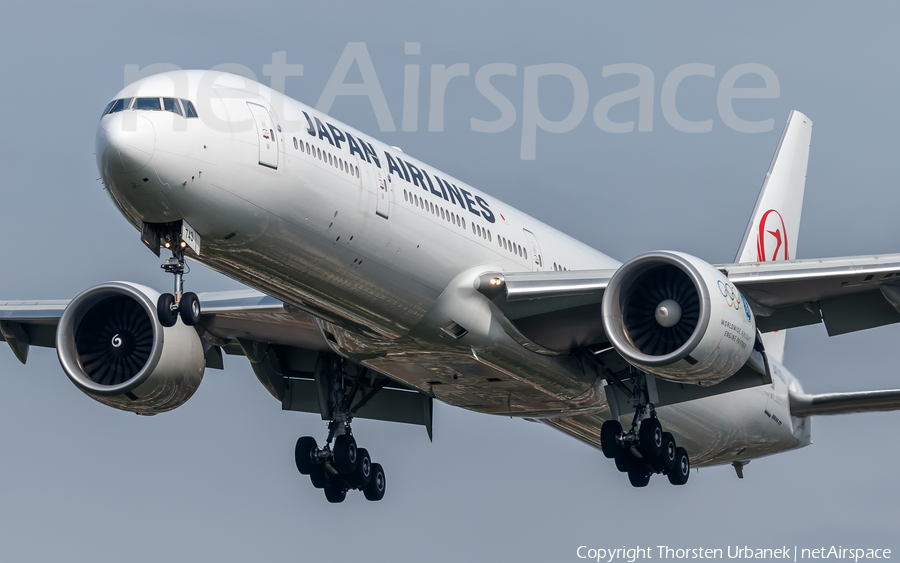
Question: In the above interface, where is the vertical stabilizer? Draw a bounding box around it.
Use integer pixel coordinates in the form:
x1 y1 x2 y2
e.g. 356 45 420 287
736 110 813 363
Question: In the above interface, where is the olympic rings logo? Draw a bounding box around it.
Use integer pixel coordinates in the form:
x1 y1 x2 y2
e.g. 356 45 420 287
717 280 742 311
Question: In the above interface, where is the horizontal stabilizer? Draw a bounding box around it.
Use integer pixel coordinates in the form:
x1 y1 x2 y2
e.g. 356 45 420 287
790 388 900 417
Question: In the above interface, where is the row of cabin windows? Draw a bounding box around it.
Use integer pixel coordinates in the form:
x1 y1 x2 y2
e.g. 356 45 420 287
293 137 359 178
403 189 470 233
402 188 526 262
471 221 491 242
498 234 526 259
553 262 569 271
102 97 198 118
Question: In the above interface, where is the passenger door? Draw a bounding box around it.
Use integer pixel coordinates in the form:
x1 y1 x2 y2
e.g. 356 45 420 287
523 229 545 271
247 102 278 169
369 165 391 219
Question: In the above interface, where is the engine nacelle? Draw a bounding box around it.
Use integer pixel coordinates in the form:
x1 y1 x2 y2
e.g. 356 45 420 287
56 282 205 414
602 251 756 385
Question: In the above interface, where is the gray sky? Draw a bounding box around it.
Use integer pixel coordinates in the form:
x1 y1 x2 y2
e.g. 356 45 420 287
1 1 898 561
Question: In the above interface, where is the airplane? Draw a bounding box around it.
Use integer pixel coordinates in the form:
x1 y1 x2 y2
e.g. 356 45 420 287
3 69 900 502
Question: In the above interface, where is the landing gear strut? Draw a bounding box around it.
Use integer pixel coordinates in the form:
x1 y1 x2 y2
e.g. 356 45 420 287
294 359 386 502
156 238 200 327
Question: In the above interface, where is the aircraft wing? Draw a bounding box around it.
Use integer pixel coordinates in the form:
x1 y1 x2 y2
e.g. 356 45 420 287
0 289 434 433
719 254 900 336
476 253 900 352
0 290 329 362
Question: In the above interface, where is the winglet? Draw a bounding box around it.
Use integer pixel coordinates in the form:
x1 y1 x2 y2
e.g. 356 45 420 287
735 110 813 264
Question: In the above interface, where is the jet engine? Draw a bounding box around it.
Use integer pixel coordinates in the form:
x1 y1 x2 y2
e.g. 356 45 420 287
56 282 205 414
601 251 756 385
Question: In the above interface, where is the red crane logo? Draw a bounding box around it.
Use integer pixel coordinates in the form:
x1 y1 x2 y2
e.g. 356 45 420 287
757 209 789 262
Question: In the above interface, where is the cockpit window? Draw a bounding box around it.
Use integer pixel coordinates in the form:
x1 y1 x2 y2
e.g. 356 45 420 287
163 98 183 116
181 99 198 118
135 97 162 111
102 100 116 116
106 98 133 114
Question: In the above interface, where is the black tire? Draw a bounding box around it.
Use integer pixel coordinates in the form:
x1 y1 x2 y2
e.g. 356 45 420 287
614 449 635 473
638 417 663 462
156 293 178 327
179 292 201 326
628 469 651 488
661 432 677 473
294 436 318 475
600 420 622 459
349 448 372 489
363 463 386 501
324 483 346 503
309 464 330 489
333 434 358 474
667 447 690 486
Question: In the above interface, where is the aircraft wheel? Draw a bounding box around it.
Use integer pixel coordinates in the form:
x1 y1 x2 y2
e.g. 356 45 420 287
667 447 690 485
363 463 386 501
179 292 201 325
628 469 651 488
156 293 178 327
661 432 677 473
600 420 622 459
349 448 372 489
309 464 330 489
638 418 663 461
333 434 358 474
294 436 318 475
324 483 347 503
614 449 635 473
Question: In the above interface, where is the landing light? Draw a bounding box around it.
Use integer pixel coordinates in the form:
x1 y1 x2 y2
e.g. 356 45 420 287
180 241 187 248
164 242 171 249
489 277 503 286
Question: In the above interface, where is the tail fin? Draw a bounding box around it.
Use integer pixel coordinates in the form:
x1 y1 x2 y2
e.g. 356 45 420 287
736 110 813 363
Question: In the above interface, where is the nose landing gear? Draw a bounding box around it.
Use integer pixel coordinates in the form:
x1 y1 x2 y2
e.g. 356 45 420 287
156 245 201 327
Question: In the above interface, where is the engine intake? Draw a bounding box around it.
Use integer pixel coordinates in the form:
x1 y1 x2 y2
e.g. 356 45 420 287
602 252 756 385
57 282 205 414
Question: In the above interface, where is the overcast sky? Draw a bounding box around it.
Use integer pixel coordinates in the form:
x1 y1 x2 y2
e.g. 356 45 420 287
1 2 899 561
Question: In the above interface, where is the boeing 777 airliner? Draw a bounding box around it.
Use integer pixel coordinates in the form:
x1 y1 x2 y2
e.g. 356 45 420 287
3 70 900 501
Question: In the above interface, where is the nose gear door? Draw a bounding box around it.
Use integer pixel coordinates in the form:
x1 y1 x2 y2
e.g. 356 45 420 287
247 102 278 169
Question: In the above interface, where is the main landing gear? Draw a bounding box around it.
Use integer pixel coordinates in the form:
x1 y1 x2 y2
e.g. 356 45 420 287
156 245 201 328
294 359 386 503
601 408 690 488
295 422 386 503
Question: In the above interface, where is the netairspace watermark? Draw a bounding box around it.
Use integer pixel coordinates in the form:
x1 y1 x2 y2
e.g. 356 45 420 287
576 546 892 563
124 42 781 160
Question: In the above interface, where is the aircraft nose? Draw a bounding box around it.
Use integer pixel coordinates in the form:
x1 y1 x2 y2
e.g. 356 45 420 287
96 112 156 174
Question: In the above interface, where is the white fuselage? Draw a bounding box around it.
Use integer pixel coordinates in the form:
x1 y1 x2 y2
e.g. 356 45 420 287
95 70 810 468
